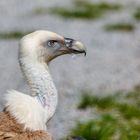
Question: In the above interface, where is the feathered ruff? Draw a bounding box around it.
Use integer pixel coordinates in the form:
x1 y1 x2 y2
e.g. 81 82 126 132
5 90 48 131
0 111 52 140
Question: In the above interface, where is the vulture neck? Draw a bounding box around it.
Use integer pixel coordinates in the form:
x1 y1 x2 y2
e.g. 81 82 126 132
20 57 58 117
20 58 57 97
6 57 58 131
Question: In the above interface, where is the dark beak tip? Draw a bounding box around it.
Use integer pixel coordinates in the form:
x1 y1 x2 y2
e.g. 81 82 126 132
84 51 86 56
81 50 86 56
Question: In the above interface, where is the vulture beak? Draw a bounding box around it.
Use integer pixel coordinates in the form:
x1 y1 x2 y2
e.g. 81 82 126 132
64 38 86 56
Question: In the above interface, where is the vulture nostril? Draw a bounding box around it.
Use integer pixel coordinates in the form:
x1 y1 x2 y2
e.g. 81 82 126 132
64 37 74 48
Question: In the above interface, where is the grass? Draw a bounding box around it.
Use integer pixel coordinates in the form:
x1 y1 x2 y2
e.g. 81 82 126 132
126 85 140 99
70 114 140 140
71 114 118 140
78 90 140 119
104 23 134 32
134 8 140 20
0 31 32 39
118 103 140 119
78 92 117 110
64 86 140 140
33 0 122 19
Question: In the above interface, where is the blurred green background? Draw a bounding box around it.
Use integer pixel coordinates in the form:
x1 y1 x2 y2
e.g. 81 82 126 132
0 0 140 139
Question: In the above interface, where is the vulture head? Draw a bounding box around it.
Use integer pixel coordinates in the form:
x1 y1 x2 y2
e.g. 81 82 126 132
19 30 86 63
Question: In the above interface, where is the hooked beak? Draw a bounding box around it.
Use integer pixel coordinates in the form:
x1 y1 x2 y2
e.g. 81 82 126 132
64 38 86 56
46 37 86 63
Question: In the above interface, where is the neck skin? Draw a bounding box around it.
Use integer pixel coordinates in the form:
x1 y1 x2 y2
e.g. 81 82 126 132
5 56 58 131
20 57 58 119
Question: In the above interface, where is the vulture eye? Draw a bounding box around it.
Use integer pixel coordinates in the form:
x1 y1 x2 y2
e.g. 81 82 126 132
47 40 57 47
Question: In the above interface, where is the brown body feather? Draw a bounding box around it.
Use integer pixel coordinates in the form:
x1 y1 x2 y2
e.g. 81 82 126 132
0 111 52 140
